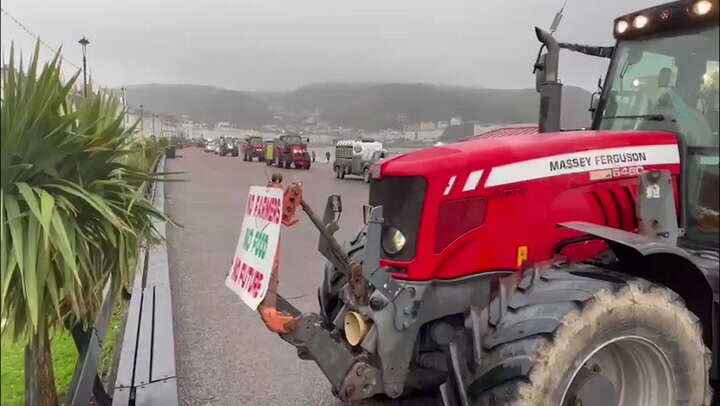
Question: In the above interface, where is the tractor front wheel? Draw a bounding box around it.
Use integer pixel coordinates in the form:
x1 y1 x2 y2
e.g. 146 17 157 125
461 266 712 406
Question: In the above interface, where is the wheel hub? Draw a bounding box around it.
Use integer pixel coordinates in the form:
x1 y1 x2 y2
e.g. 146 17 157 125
564 366 617 406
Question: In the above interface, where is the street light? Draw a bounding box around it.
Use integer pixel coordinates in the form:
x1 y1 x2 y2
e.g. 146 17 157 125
78 36 90 96
120 87 127 128
139 104 144 135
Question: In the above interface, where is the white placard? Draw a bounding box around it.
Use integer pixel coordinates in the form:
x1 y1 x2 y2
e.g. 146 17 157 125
225 186 283 310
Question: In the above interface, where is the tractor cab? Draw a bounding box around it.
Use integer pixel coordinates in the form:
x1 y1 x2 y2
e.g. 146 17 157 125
534 0 719 251
595 2 719 249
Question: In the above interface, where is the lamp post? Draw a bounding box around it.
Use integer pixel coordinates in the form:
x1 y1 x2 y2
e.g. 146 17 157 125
78 36 90 97
120 87 127 128
139 104 144 135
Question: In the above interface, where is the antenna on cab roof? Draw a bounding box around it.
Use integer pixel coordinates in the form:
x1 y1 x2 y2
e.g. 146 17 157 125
550 0 569 34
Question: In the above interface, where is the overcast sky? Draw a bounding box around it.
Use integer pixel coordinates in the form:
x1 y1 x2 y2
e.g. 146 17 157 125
1 0 659 92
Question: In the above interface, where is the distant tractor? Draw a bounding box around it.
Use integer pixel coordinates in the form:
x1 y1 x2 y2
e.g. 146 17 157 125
217 136 238 157
254 1 719 405
271 133 311 169
333 139 385 182
243 136 266 162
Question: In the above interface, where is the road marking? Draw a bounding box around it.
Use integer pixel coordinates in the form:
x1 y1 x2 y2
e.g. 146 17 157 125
462 170 484 192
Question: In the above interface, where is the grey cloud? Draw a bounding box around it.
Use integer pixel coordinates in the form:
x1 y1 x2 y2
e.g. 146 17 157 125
1 0 660 91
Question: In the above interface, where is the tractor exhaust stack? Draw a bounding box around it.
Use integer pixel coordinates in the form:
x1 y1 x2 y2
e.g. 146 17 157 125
534 26 563 133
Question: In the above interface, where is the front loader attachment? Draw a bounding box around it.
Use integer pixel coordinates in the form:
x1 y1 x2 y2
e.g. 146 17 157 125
254 177 382 401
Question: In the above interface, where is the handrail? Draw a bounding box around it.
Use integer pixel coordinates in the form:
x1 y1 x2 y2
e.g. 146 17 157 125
66 280 114 406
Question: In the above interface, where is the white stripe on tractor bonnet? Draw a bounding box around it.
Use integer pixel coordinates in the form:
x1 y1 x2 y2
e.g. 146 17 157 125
484 144 679 187
444 176 457 196
462 170 484 192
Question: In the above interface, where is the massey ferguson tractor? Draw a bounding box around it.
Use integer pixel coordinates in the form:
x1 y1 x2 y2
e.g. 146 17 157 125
255 1 719 405
271 133 311 169
243 136 266 162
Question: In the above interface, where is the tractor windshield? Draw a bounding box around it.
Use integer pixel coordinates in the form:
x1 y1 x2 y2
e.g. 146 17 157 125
597 26 719 248
284 135 303 145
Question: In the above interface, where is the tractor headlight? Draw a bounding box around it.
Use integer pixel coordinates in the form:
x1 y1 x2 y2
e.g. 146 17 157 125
615 20 629 34
692 0 713 15
633 14 649 29
382 226 406 255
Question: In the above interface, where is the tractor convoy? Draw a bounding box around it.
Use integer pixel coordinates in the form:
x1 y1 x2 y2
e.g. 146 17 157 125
204 133 312 170
254 1 719 405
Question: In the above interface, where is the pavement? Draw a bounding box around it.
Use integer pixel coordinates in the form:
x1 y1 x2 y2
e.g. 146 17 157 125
165 147 372 405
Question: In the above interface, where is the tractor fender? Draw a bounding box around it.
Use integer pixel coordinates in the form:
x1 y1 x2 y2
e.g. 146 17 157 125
560 221 718 294
560 220 719 381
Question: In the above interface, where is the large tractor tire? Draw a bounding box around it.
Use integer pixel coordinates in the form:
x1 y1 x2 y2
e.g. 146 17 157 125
461 265 712 406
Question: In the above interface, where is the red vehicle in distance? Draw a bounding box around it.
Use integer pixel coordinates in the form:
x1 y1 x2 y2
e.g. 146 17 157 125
243 136 266 162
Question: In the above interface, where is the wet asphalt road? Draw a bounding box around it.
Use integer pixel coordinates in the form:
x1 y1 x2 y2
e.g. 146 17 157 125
165 147 371 406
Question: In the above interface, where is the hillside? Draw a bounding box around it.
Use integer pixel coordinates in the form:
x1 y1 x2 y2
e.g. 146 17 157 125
124 84 273 127
282 82 593 130
125 82 593 130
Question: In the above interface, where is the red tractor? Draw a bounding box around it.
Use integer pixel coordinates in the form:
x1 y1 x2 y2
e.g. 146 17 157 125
271 133 311 169
258 2 719 405
243 136 266 162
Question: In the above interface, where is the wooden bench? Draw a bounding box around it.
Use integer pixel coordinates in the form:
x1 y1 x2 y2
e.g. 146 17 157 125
113 159 178 406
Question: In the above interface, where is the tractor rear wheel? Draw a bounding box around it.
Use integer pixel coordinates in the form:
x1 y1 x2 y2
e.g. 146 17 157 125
461 265 712 406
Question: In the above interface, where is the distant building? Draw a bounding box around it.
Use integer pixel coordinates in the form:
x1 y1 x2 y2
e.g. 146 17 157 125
420 121 436 131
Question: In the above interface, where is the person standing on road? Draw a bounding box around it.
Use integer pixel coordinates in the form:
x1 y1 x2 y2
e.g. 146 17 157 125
312 150 316 163
325 151 331 163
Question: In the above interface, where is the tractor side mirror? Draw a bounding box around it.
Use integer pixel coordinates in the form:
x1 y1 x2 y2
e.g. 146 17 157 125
330 195 342 214
362 205 372 225
321 194 342 232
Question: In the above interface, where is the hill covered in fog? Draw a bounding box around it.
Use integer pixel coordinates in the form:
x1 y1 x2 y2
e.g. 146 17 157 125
124 84 273 128
277 82 593 130
125 82 593 130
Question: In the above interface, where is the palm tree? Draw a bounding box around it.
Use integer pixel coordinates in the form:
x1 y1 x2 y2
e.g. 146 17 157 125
1 43 167 405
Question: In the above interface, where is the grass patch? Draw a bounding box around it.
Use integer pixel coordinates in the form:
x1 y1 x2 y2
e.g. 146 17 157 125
0 296 128 405
0 332 77 406
100 297 128 382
